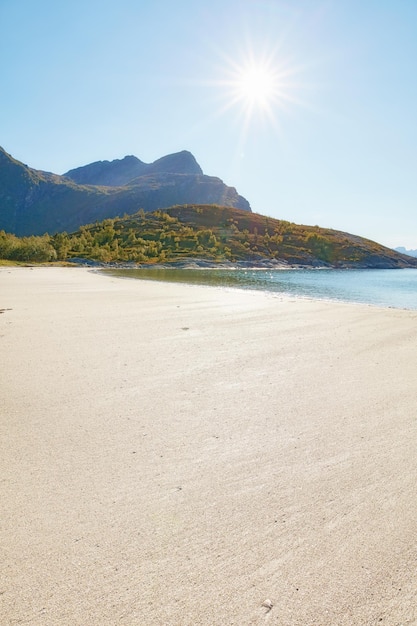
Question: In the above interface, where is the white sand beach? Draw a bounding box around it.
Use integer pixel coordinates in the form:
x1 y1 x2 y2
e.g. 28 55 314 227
1 266 416 625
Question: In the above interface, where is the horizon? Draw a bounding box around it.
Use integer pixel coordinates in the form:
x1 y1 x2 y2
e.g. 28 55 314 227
1 0 416 249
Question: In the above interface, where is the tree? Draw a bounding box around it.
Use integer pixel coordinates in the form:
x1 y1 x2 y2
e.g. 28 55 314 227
52 232 71 260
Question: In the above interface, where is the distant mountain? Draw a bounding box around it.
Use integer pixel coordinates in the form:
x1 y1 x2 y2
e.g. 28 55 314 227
395 246 417 258
0 147 251 236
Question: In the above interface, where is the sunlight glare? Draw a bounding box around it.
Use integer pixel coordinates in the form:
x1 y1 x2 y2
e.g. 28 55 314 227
215 50 298 135
201 42 305 148
235 64 277 109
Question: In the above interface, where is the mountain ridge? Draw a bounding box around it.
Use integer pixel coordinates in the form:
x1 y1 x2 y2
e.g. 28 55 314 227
0 146 251 236
63 150 203 186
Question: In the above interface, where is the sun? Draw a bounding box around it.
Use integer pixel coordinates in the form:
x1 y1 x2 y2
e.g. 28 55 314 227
213 51 295 132
201 43 303 142
234 63 278 110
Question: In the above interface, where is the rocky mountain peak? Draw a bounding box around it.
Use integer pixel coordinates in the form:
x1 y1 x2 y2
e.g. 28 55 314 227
64 155 147 187
64 150 203 187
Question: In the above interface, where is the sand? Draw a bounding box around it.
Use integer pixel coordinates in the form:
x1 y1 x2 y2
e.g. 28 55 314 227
1 266 416 625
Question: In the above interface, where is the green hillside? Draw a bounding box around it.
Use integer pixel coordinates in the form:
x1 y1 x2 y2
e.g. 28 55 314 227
1 204 416 268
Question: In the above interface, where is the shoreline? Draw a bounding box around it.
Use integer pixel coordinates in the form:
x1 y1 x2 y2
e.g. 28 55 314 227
67 255 416 270
1 266 416 625
102 265 417 312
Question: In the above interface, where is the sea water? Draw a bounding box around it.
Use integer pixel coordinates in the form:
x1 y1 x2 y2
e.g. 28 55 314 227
107 268 417 310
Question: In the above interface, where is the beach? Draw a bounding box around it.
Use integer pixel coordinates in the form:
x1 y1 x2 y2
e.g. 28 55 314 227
1 266 416 625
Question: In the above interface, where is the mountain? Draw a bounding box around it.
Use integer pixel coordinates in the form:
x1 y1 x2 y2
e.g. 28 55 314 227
2 146 416 270
395 246 417 258
0 147 251 236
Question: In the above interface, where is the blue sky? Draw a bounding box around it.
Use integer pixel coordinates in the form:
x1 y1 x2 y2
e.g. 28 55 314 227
1 0 416 248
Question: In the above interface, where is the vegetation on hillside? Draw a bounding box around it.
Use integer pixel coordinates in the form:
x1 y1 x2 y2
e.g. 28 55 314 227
0 204 415 268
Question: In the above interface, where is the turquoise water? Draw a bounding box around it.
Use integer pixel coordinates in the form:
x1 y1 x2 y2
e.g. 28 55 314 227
107 268 417 310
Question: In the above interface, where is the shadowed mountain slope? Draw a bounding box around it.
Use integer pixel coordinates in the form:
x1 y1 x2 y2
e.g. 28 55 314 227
0 147 251 236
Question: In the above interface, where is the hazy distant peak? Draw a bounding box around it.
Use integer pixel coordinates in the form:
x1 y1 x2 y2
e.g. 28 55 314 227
395 246 417 257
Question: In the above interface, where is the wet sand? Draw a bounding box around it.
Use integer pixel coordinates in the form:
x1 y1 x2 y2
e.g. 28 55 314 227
1 266 416 625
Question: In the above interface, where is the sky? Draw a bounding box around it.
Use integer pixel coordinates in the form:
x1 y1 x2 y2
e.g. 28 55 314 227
1 0 416 249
